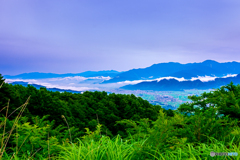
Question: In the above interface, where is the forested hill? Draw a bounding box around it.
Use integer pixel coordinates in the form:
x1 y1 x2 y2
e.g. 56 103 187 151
0 74 162 139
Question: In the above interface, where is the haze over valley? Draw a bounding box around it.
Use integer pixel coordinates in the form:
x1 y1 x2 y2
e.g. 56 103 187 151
4 60 240 109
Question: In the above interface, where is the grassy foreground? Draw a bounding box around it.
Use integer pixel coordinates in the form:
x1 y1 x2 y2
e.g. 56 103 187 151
1 122 240 159
1 128 240 159
1 99 239 159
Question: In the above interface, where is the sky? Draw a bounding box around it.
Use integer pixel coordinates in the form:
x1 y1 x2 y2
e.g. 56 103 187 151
1 0 240 75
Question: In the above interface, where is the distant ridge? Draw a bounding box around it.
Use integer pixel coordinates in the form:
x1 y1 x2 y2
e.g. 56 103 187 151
4 70 120 79
121 74 240 91
102 60 240 83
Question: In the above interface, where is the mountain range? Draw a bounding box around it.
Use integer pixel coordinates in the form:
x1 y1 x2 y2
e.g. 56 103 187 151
4 60 240 92
121 74 240 91
102 60 240 83
4 70 120 79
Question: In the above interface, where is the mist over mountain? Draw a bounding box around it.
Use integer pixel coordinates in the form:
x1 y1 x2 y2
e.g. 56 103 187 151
4 70 120 79
121 74 240 91
4 60 240 92
102 60 240 83
9 81 86 93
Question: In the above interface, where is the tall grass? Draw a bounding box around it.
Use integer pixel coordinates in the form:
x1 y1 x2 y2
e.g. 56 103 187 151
54 134 240 160
1 109 240 159
57 135 137 160
0 81 31 159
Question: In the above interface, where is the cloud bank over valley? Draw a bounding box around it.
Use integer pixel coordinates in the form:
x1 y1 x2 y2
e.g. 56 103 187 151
5 74 238 92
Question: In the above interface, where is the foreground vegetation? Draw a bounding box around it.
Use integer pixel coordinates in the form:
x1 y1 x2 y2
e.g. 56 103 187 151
0 74 240 159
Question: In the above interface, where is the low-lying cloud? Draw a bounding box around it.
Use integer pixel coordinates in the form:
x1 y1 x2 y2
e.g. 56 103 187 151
5 78 99 91
5 74 238 92
116 74 238 84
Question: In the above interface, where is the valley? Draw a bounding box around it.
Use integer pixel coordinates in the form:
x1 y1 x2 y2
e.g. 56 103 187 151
4 60 240 110
107 89 213 110
5 79 214 110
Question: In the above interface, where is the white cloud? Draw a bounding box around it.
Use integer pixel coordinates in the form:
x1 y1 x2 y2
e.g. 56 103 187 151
223 74 238 78
47 76 87 81
46 76 111 81
88 76 111 80
190 74 238 82
155 77 186 82
190 76 217 82
116 77 187 85
115 74 239 85
5 74 238 92
5 78 99 91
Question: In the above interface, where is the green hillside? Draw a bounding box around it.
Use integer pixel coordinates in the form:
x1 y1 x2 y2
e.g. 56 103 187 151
0 74 240 159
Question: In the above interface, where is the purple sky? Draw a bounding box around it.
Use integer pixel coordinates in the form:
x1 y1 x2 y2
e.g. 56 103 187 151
1 0 240 75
